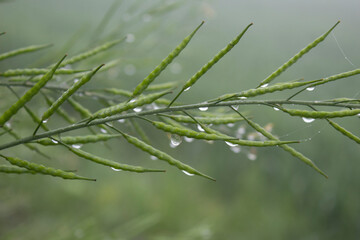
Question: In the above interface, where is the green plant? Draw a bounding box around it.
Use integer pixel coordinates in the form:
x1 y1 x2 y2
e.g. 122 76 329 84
1 20 359 181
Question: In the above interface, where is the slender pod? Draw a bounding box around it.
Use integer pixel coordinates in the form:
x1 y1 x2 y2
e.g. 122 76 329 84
0 68 87 77
0 55 66 127
146 82 179 92
169 23 253 106
60 142 165 173
257 21 340 88
33 64 103 135
0 44 52 62
159 113 245 125
0 154 95 181
131 21 204 98
327 119 360 144
0 165 37 174
42 93 76 124
231 108 328 178
112 128 215 181
213 79 321 102
55 38 125 67
36 134 122 146
91 91 171 119
280 107 360 119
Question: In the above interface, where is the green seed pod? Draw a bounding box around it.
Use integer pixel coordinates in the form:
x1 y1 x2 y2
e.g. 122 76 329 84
0 68 87 77
0 154 95 181
0 165 36 174
119 131 215 181
257 21 340 87
42 93 76 124
92 91 170 119
160 114 245 125
64 144 165 173
131 21 204 98
40 64 103 121
146 82 179 92
0 55 66 127
169 23 253 106
0 44 52 62
67 97 92 118
280 108 360 119
327 119 360 144
231 108 328 178
36 134 122 146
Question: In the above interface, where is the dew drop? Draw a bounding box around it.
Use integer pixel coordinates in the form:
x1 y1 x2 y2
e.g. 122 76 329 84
170 134 182 148
5 122 11 128
73 78 79 84
100 128 108 134
239 96 247 100
182 170 194 176
231 105 239 110
197 124 205 132
184 87 191 92
302 117 315 123
150 155 158 161
117 119 125 123
184 136 194 143
43 119 49 123
306 87 315 91
72 144 83 149
51 139 58 144
357 113 360 117
111 167 122 172
124 64 136 76
225 141 237 147
129 99 136 103
126 33 135 43
133 107 142 113
247 152 257 161
199 106 208 111
170 62 182 74
260 83 269 88
273 107 280 111
230 146 241 153
142 14 152 22
227 123 235 128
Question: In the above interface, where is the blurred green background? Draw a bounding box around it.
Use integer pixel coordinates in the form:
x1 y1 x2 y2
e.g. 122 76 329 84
1 0 360 239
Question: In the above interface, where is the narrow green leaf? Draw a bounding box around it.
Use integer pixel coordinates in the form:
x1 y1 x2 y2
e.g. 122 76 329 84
0 44 52 62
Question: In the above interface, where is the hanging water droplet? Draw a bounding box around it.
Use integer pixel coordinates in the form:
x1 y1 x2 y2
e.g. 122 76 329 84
273 107 280 111
306 87 315 91
239 96 247 100
126 33 135 43
100 128 108 134
225 141 237 147
182 170 194 176
170 62 182 74
72 144 83 149
197 124 205 132
111 167 122 172
51 139 58 144
124 64 136 76
227 123 235 128
5 122 11 128
260 83 269 88
231 105 239 110
184 136 194 143
302 117 315 123
150 155 158 161
247 152 257 161
184 87 191 91
43 119 49 123
73 78 79 84
230 146 241 153
170 134 182 148
129 98 136 103
142 14 152 22
133 107 142 113
199 106 208 111
117 119 125 123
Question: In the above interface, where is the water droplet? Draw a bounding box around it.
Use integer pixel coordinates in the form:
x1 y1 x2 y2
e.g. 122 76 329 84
111 167 122 172
150 155 158 161
117 119 125 123
51 139 58 144
273 107 280 111
197 124 205 132
247 152 257 161
230 146 241 153
225 141 237 147
72 144 83 149
357 113 360 117
170 134 182 148
73 78 79 83
133 107 142 113
100 128 108 133
227 123 235 128
142 14 152 22
182 170 194 176
170 62 182 74
199 106 208 111
43 119 49 123
306 87 315 91
231 105 239 110
184 87 191 91
5 122 11 128
129 98 136 103
184 136 194 143
302 117 315 123
260 83 269 88
124 64 136 76
126 33 135 43
239 96 247 100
